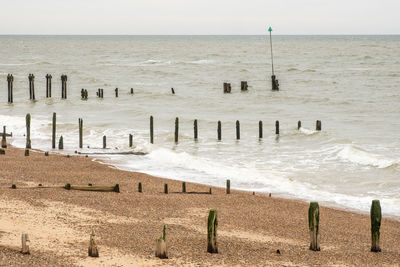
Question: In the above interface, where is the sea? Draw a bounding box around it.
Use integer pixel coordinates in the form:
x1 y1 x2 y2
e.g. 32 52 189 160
0 35 399 216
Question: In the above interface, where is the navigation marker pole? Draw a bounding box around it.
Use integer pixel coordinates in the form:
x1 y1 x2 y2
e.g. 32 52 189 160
268 26 279 91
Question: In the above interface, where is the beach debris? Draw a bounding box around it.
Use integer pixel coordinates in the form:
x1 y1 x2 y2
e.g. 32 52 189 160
175 117 179 143
138 182 142 193
61 74 67 99
0 148 5 155
236 120 240 140
182 182 186 193
26 114 31 149
223 82 231 93
226 180 230 194
171 87 175 94
370 200 382 252
24 149 29 157
259 121 263 139
316 120 322 131
298 121 302 130
88 229 99 257
115 87 118 97
78 118 83 149
150 116 154 144
45 74 52 98
129 134 133 147
1 126 7 148
194 119 198 141
21 233 30 254
241 81 248 91
164 184 168 194
217 121 222 141
103 136 107 149
65 183 120 193
28 74 36 101
268 26 279 91
308 202 320 251
52 113 56 149
59 136 64 150
155 225 168 259
207 209 218 253
7 74 14 103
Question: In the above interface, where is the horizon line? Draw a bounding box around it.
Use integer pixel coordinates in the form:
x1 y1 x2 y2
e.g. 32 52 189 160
0 34 399 37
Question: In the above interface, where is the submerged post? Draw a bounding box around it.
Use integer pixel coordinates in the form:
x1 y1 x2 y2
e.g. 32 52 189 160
103 136 106 149
275 120 279 135
241 81 248 91
217 121 222 141
268 26 279 91
370 200 382 252
236 120 240 140
308 202 320 251
194 119 198 141
129 134 133 147
259 121 263 139
26 114 31 149
207 209 218 253
115 88 118 97
175 117 179 143
150 116 154 144
79 118 83 149
171 88 175 94
61 74 67 99
316 120 322 131
298 120 302 130
46 74 52 98
7 74 14 103
52 113 56 149
28 74 35 100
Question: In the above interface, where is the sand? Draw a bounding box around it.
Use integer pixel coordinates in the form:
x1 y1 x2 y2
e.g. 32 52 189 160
1 146 400 266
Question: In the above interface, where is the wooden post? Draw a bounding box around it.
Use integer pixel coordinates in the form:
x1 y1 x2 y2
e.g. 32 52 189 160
7 74 14 103
226 179 230 194
52 113 56 149
316 120 321 131
88 230 99 257
101 89 103 98
175 117 179 143
46 74 52 98
115 88 118 97
171 88 175 94
182 182 186 193
7 74 10 103
370 200 382 252
275 120 279 135
79 118 83 149
194 119 198 141
298 121 302 130
103 136 106 149
217 121 221 141
271 75 279 91
138 182 142 193
32 74 35 100
129 134 133 147
259 121 263 139
26 114 31 149
1 126 7 148
207 209 218 253
61 75 64 99
59 136 64 149
241 81 248 91
21 233 30 254
28 74 32 100
61 74 67 99
150 116 154 144
0 149 5 155
155 225 168 259
164 184 168 194
130 88 134 94
236 120 240 140
25 149 29 156
308 202 320 251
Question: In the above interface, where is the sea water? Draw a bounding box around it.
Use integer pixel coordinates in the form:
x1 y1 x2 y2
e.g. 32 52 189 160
0 35 399 216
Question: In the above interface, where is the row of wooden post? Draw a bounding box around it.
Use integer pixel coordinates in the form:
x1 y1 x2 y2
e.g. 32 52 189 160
223 81 248 94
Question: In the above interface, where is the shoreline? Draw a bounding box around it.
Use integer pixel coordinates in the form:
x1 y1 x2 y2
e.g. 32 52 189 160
1 145 400 266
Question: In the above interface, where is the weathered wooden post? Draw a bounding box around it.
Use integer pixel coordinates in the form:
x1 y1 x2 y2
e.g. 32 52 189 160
30 74 35 100
103 136 106 149
164 184 168 194
223 83 231 93
88 230 99 257
78 118 83 149
7 74 14 103
236 120 240 140
61 74 67 99
298 121 302 130
150 116 154 144
59 136 64 149
217 121 222 141
268 27 279 91
194 119 198 141
21 233 30 254
207 209 218 253
28 74 32 100
26 114 31 149
316 120 321 131
129 134 133 147
308 202 320 251
138 182 142 193
155 225 168 259
226 179 230 194
7 74 10 103
259 121 263 139
115 88 118 97
46 74 52 98
1 126 7 148
175 117 179 143
275 120 279 135
241 81 248 91
182 182 186 193
25 149 29 156
171 88 175 94
130 88 134 94
101 89 103 98
52 113 56 149
0 148 5 155
370 200 382 252
61 75 64 99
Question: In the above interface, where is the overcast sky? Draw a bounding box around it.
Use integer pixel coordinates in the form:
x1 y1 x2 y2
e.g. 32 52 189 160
1 0 399 35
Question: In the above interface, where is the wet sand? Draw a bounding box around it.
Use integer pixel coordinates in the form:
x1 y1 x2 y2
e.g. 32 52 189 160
1 146 400 266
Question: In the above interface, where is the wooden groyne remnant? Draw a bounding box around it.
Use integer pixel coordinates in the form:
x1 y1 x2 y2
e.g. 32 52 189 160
97 88 104 98
207 209 218 253
223 83 231 93
370 200 381 252
268 26 279 91
26 114 31 149
241 81 248 91
45 74 52 98
308 202 320 251
61 74 67 99
155 225 168 259
7 74 14 103
28 74 35 100
1 126 7 148
81 89 88 100
78 118 83 149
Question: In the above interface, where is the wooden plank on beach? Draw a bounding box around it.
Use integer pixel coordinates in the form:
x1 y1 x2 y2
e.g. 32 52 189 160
65 183 120 193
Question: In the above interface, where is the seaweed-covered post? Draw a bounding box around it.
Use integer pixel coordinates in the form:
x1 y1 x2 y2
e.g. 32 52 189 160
259 120 263 139
174 117 179 143
275 120 279 135
370 200 382 252
103 136 106 149
78 118 83 149
1 126 7 148
194 119 198 141
236 120 240 140
316 120 322 131
155 225 168 259
52 112 56 149
150 116 154 144
308 202 320 251
226 179 230 194
115 88 118 97
207 209 218 253
129 134 133 147
182 182 186 193
217 121 222 141
298 120 302 130
26 113 31 149
58 136 64 149
88 229 99 257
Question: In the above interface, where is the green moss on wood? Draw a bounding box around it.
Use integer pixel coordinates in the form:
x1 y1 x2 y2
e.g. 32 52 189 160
26 114 31 148
207 209 218 253
370 200 382 252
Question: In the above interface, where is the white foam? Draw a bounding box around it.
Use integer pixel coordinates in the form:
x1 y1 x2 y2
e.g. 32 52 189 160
299 127 318 135
338 144 397 168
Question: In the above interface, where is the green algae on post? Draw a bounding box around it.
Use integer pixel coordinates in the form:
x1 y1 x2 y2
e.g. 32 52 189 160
207 209 218 253
308 202 320 251
370 200 382 252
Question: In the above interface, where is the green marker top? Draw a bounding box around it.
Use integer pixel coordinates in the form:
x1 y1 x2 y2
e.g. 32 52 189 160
268 26 272 32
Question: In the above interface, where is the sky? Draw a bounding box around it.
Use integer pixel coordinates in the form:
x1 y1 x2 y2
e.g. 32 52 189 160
0 0 399 35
